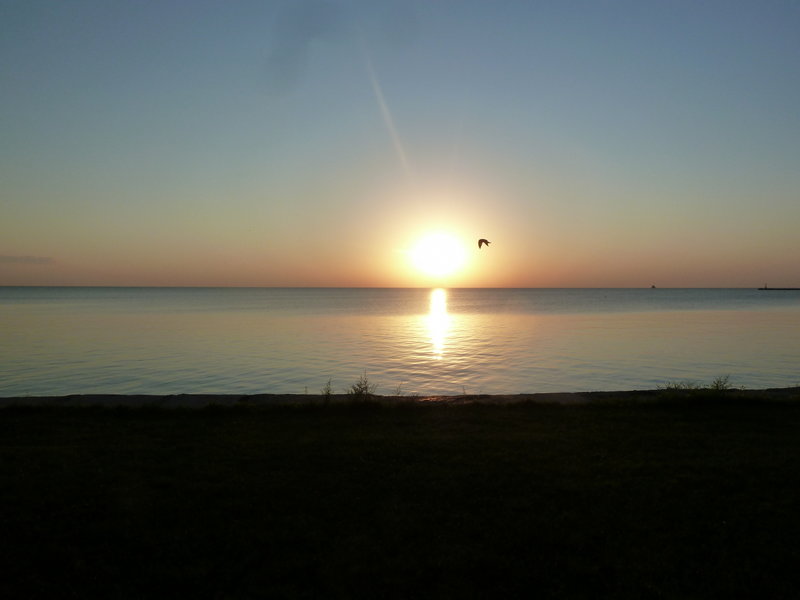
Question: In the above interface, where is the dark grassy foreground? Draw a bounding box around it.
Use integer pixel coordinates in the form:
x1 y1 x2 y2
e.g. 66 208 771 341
3 397 800 598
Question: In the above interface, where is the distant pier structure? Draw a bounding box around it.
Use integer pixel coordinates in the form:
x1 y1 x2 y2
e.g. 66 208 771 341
758 284 800 290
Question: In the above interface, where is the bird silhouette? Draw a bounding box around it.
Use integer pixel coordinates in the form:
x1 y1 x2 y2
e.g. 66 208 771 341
478 238 491 249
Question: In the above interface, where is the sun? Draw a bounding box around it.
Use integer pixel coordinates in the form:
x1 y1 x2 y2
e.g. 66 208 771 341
409 232 467 278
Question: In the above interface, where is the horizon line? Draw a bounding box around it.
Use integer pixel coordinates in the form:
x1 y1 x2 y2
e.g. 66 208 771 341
0 284 777 290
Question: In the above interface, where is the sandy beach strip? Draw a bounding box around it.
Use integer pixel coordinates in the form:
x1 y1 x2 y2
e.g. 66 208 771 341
1 387 798 408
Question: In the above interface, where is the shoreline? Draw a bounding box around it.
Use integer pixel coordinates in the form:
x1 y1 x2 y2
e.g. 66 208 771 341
2 386 799 408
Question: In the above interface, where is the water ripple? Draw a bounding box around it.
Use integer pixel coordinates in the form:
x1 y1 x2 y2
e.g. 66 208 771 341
2 288 800 396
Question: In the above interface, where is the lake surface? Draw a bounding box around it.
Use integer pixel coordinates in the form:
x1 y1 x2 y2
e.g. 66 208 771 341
1 287 799 396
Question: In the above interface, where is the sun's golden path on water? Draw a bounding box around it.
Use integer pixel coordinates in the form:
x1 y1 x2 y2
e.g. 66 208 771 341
427 288 450 359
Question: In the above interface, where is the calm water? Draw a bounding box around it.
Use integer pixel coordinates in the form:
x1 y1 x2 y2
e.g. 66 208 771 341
1 287 799 396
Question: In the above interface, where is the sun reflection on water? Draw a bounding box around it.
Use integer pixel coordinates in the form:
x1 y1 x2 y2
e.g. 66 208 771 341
427 288 450 359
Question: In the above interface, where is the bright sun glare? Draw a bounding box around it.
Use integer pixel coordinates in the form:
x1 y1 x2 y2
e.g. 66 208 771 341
409 232 467 278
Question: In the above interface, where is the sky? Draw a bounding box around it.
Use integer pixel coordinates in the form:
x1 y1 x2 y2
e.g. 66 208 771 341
2 0 799 288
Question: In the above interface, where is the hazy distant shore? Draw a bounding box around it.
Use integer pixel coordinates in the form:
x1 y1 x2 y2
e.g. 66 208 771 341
3 387 799 408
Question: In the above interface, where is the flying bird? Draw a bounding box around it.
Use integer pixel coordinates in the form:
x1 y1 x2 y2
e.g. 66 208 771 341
478 238 491 249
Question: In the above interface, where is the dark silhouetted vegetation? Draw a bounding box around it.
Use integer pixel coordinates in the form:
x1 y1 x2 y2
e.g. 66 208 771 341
2 398 800 597
347 370 377 401
321 377 333 403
